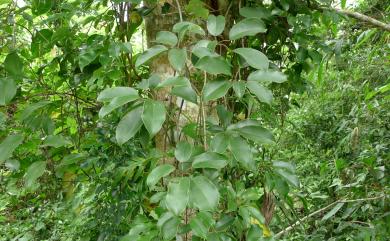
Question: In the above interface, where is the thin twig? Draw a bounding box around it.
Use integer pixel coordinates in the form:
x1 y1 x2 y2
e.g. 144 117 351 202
275 195 385 238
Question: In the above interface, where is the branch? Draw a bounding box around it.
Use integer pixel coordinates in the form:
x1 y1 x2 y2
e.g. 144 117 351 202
330 8 390 32
275 195 385 238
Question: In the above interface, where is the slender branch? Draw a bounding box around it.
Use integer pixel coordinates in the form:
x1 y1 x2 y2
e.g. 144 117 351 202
324 7 390 32
174 0 183 22
275 195 385 238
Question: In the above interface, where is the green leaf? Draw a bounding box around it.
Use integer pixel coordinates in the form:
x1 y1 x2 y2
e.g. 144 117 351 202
135 45 168 68
229 136 255 171
4 52 23 79
275 169 299 187
142 100 166 137
172 86 198 104
25 161 46 189
247 81 273 104
207 15 225 36
173 21 205 41
248 70 287 83
175 141 193 162
18 101 51 121
186 0 209 19
232 81 246 99
168 48 187 71
116 106 143 145
246 206 265 224
97 87 138 102
239 7 271 20
247 224 263 241
210 133 229 154
192 152 228 169
0 134 24 164
42 135 71 148
157 212 180 240
0 78 17 105
229 18 266 40
165 177 190 215
79 48 97 71
229 120 274 144
99 95 139 118
322 203 344 221
158 76 190 88
147 164 175 188
31 29 53 58
190 212 215 239
190 176 219 211
195 56 231 76
155 31 178 47
233 48 269 70
203 80 231 102
32 0 53 15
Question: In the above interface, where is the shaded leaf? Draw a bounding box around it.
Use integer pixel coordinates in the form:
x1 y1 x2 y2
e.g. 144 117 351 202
172 86 198 104
97 87 138 102
229 136 255 171
168 48 187 71
147 164 175 188
322 203 345 221
229 18 266 40
233 48 269 70
142 99 166 137
0 78 17 105
247 81 273 104
4 52 23 79
175 141 193 162
195 56 231 76
25 161 46 189
155 31 178 47
135 45 168 67
248 70 287 83
203 80 231 102
0 134 24 164
192 152 228 169
207 15 225 36
190 176 219 211
166 177 190 215
116 106 143 145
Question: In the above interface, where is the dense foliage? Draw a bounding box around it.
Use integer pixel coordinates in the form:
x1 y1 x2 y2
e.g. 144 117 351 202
0 0 388 240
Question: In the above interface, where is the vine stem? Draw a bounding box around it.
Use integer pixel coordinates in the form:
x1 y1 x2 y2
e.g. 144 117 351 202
174 0 183 22
202 71 207 149
275 195 385 238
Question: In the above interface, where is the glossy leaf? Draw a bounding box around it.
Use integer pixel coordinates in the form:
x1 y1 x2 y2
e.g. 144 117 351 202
248 70 287 83
172 86 198 104
229 18 266 40
195 56 231 76
233 48 269 70
190 176 219 211
192 152 228 169
32 0 53 15
155 31 178 47
168 48 187 71
147 164 175 188
229 120 274 144
157 212 181 240
135 45 168 67
232 81 246 99
207 15 225 36
173 21 205 40
165 177 190 215
116 106 143 145
203 80 231 102
97 87 138 102
239 7 271 20
229 136 255 171
99 95 139 118
190 212 215 239
175 141 193 162
142 99 166 137
247 81 273 104
0 134 24 164
210 133 229 154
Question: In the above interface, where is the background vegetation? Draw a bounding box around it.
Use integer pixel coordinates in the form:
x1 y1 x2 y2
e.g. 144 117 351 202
0 0 388 240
